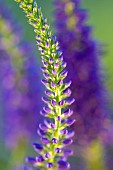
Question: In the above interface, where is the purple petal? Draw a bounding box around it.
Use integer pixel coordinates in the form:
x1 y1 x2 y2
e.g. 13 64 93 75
36 156 44 162
62 62 67 68
58 160 70 169
26 157 36 164
39 123 48 131
55 148 62 153
66 119 75 126
60 129 68 135
42 97 50 103
32 143 43 152
43 106 51 113
45 90 53 97
66 98 75 105
41 137 50 144
65 81 72 88
63 109 73 117
51 81 56 88
43 73 50 79
63 88 71 97
63 139 73 145
51 99 57 106
54 63 59 68
40 66 46 71
59 100 65 106
37 129 46 136
40 110 48 117
49 58 54 63
67 130 75 138
58 79 63 86
46 162 53 168
52 138 58 144
44 152 51 159
41 79 48 86
63 150 74 156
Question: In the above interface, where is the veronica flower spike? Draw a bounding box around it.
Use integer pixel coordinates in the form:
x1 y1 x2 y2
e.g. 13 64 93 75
15 0 75 169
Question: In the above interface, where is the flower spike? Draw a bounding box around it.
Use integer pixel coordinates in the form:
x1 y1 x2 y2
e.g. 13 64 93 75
14 0 75 169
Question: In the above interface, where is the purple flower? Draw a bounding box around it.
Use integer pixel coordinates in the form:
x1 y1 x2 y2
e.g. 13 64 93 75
0 2 42 148
54 0 108 143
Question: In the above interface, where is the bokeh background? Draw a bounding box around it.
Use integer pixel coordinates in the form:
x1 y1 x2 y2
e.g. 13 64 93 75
0 0 113 170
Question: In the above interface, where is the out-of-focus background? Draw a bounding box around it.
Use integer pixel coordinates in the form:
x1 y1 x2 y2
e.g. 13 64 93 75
6 0 113 96
0 0 113 170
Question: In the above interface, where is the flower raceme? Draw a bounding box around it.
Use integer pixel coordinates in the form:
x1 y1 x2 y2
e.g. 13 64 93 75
15 0 75 169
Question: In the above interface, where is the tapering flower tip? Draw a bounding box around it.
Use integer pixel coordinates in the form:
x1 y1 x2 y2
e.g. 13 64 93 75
41 137 50 144
54 63 59 68
37 129 46 137
52 70 57 75
40 110 48 117
66 119 75 126
59 100 65 106
63 109 73 117
63 139 73 145
58 160 70 170
51 99 57 106
43 73 50 79
55 148 62 154
61 70 68 78
63 150 74 157
63 88 71 97
67 130 75 138
66 98 75 105
46 162 53 168
26 157 36 165
44 152 51 159
58 79 63 86
39 123 48 131
41 79 48 86
49 58 54 64
52 138 58 144
40 66 46 72
32 143 43 152
41 97 50 103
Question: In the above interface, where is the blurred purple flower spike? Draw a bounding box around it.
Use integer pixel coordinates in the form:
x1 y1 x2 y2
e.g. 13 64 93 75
54 0 108 144
0 1 42 148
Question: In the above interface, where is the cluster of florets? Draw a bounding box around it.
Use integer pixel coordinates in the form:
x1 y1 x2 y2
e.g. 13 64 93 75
14 0 75 169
